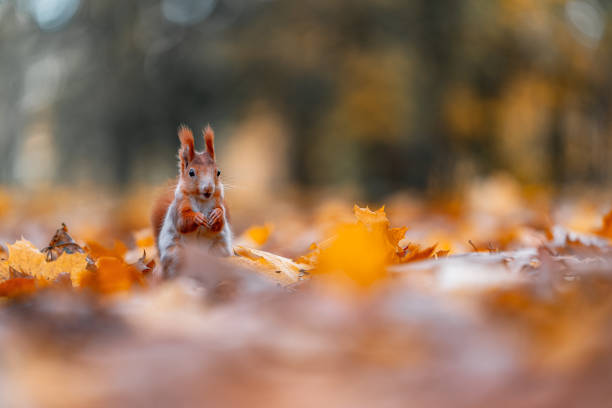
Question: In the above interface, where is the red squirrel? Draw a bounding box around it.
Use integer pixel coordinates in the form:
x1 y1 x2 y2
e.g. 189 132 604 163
152 125 233 278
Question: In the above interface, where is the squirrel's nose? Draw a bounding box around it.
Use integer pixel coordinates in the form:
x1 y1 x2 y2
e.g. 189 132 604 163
202 185 214 198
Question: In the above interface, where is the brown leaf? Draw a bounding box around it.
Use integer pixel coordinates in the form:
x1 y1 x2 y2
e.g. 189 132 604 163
41 223 87 262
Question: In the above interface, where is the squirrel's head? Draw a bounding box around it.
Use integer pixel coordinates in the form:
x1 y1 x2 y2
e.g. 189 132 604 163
177 124 222 200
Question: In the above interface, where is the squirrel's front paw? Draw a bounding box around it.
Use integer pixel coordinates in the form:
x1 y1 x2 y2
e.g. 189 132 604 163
194 212 208 227
207 207 224 233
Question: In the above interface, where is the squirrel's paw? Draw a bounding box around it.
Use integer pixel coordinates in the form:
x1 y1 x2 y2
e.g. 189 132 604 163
207 207 224 232
194 212 208 227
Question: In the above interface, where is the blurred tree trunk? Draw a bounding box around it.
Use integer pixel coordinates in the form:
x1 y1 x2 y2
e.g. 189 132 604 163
549 103 565 186
413 0 463 193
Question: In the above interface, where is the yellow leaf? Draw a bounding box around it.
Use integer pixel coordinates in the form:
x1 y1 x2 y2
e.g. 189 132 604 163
243 224 273 247
353 205 405 263
353 205 389 227
314 222 390 288
233 245 309 285
294 237 336 267
0 259 8 281
304 205 421 288
7 240 90 287
389 227 408 250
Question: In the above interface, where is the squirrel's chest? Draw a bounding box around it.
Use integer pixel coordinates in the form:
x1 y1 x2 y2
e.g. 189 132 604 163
189 197 215 216
180 198 217 242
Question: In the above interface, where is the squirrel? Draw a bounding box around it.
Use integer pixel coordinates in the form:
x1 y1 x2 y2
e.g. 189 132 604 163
151 125 233 278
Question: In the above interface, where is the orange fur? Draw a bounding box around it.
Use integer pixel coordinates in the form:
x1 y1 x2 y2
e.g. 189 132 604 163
178 125 195 167
176 197 202 234
151 180 176 248
203 125 215 160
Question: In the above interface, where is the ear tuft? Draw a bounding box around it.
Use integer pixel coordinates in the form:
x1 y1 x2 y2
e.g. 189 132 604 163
178 125 195 167
203 125 215 160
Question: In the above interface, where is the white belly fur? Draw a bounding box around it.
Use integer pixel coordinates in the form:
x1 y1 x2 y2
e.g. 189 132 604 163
158 187 233 274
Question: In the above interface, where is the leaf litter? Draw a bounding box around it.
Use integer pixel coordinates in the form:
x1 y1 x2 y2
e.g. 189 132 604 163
0 182 612 406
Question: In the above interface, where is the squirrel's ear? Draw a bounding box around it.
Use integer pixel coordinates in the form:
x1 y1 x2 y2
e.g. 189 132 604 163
178 125 195 167
203 125 215 161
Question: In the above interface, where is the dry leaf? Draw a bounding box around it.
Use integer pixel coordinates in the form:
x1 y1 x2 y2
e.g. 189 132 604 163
41 223 87 262
596 209 612 239
135 230 155 249
91 256 146 294
86 240 128 260
353 205 389 226
233 245 309 285
241 224 273 247
400 243 438 263
0 277 37 298
313 221 390 288
0 259 8 281
353 205 411 263
7 240 90 286
125 229 157 264
435 249 450 258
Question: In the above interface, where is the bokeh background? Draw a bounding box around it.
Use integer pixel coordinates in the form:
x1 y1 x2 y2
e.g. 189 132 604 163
5 4 612 407
2 0 612 200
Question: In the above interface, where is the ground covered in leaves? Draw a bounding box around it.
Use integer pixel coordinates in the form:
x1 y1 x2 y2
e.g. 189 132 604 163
1 177 612 407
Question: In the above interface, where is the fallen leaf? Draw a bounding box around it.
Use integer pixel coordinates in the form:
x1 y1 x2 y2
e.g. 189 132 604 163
313 222 390 288
400 243 438 263
596 209 612 239
7 240 90 286
41 223 88 262
134 229 155 249
86 240 128 260
435 249 450 258
353 205 409 263
294 237 336 266
233 245 309 285
92 256 145 294
0 259 8 281
125 229 157 264
0 277 37 298
133 251 155 275
353 205 389 226
242 224 274 247
297 205 416 288
389 227 409 249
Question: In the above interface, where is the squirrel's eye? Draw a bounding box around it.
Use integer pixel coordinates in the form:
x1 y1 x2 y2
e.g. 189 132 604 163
217 170 221 177
189 169 196 177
